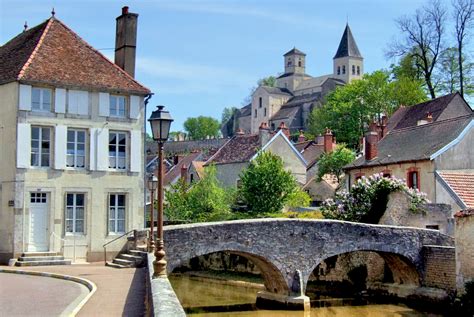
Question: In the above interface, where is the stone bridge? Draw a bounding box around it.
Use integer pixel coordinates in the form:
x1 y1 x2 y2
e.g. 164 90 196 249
164 219 454 309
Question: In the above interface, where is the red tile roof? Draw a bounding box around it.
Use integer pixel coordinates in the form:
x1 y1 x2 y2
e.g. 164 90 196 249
205 134 260 165
162 151 202 186
438 171 474 208
0 18 150 94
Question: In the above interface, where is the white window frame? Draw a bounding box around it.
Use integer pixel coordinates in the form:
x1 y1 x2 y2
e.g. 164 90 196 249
109 95 127 118
108 131 127 170
32 87 52 112
31 126 51 167
109 194 126 234
65 193 85 235
67 129 86 169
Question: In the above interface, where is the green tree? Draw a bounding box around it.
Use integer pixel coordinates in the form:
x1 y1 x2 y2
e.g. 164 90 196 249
258 76 277 87
221 107 238 125
183 116 220 140
239 151 297 215
317 144 356 190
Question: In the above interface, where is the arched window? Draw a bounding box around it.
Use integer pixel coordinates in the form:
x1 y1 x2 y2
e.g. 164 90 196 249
342 65 346 74
357 66 360 75
352 65 355 75
287 59 292 66
337 66 341 75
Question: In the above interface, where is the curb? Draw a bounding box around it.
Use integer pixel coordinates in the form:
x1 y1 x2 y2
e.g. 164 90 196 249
0 268 97 316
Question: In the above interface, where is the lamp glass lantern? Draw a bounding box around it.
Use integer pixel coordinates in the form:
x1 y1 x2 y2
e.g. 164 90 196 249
147 174 158 191
148 105 173 142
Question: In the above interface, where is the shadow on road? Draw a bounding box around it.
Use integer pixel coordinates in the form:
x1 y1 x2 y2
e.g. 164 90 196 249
122 267 146 317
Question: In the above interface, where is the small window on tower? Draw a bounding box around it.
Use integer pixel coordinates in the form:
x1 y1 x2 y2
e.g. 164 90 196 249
298 59 302 67
254 109 257 118
342 65 346 74
337 66 341 75
264 108 267 116
259 97 262 108
287 59 292 66
357 66 360 75
352 65 356 75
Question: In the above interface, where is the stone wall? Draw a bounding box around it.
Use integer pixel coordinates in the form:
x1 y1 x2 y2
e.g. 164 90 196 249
421 246 456 292
455 210 474 293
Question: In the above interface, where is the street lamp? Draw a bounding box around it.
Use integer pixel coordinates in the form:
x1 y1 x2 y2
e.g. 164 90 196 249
147 174 158 252
148 105 173 277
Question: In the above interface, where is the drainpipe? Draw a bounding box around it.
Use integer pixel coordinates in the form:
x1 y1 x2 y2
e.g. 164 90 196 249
143 93 154 229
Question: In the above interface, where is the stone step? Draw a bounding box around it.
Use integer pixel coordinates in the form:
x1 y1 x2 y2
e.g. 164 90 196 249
112 258 134 267
18 256 65 262
21 252 59 257
117 254 143 261
129 250 148 256
106 261 129 269
136 245 148 252
15 259 71 267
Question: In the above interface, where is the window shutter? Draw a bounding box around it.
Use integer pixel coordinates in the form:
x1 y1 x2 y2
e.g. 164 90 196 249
55 88 66 113
19 85 32 111
17 123 31 168
69 90 89 115
130 130 141 172
89 128 97 170
96 128 109 171
99 92 110 117
54 125 67 169
129 95 141 119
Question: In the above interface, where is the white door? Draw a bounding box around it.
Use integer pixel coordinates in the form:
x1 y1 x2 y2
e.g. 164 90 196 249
28 193 49 252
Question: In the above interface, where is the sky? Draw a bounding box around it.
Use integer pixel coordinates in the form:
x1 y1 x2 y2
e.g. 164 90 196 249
0 0 456 132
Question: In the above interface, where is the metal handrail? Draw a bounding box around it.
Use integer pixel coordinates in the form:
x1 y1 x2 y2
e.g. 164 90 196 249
102 229 136 265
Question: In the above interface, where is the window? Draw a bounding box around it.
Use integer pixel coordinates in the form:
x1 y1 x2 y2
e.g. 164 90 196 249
259 97 262 108
65 193 85 234
298 59 302 67
337 66 341 75
287 59 292 66
264 108 267 117
31 126 51 167
32 88 52 112
109 131 127 169
407 171 419 189
190 174 194 183
254 109 257 118
67 129 86 168
352 65 356 75
109 95 127 117
31 192 47 203
109 194 126 234
357 66 360 75
342 65 346 74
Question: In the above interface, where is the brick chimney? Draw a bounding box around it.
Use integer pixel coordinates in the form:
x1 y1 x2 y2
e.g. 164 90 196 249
380 115 388 138
236 128 245 135
365 131 378 161
298 130 305 143
180 165 188 183
259 122 271 147
115 6 138 77
426 112 433 123
324 128 333 153
277 122 290 138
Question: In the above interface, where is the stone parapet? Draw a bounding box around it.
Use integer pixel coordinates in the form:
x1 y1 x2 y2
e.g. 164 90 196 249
455 209 474 293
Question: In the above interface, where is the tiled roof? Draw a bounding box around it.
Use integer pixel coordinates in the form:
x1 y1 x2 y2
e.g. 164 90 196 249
283 91 322 107
161 138 228 155
261 86 293 96
284 48 306 56
0 18 150 94
163 151 202 186
271 106 300 121
205 134 260 165
345 115 473 169
238 104 252 117
301 143 325 169
438 171 474 208
334 24 362 59
277 72 311 79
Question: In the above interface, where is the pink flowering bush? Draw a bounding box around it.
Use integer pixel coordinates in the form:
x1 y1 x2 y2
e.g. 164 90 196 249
322 173 429 223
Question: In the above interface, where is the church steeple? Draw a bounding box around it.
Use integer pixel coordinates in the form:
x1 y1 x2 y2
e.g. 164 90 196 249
333 24 363 83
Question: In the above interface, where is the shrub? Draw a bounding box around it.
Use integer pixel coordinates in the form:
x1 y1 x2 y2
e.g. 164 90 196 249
321 173 429 223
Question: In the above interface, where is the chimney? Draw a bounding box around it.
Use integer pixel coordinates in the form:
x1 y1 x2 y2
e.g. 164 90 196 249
298 130 306 143
277 122 290 138
324 128 333 153
316 134 324 145
236 128 245 135
180 165 188 183
365 131 378 161
115 6 138 77
259 122 271 146
381 115 388 138
426 112 433 123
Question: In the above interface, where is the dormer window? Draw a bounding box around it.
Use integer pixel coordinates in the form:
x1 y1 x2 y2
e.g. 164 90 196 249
32 87 52 112
109 95 127 117
342 65 346 74
337 66 341 75
352 65 356 75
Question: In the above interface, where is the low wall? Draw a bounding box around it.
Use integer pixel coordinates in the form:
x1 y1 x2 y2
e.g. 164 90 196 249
421 245 456 292
455 210 474 293
146 253 186 317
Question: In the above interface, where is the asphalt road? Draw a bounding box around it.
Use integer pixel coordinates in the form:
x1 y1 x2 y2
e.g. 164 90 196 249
0 273 89 317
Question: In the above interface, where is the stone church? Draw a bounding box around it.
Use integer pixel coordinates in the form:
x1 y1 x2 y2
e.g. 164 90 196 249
227 24 363 136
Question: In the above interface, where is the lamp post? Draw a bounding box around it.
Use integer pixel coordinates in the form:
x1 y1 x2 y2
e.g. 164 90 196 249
148 105 173 277
147 174 158 252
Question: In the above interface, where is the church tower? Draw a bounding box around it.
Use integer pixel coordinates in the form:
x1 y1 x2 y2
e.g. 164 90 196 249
333 24 363 83
276 48 308 92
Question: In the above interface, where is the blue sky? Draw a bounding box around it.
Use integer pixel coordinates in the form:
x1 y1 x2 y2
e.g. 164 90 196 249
1 0 437 131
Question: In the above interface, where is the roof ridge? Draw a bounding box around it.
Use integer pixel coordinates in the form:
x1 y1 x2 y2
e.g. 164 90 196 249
387 114 473 135
17 18 54 81
50 18 149 93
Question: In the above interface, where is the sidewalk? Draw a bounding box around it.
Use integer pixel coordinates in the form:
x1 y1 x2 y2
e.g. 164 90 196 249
5 262 146 317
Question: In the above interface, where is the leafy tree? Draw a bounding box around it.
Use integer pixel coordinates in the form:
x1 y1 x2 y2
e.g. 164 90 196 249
438 47 474 95
221 107 238 125
258 76 277 87
317 144 356 190
183 116 221 140
307 71 427 149
164 166 234 222
239 151 297 215
285 188 312 209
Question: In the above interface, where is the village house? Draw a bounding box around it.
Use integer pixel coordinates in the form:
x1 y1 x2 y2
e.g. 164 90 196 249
0 7 150 264
344 93 474 213
205 123 307 187
226 24 364 136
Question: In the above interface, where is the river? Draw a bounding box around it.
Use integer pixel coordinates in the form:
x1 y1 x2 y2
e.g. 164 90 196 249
169 274 444 317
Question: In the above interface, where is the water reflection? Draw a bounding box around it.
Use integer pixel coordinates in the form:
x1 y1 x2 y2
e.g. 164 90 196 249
169 274 442 317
